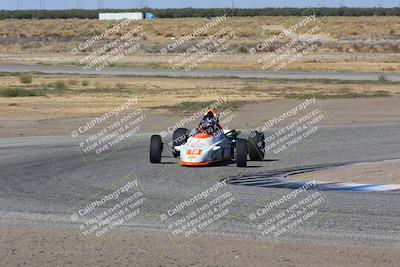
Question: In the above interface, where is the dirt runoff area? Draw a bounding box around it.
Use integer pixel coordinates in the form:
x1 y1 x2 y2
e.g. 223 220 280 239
1 97 400 138
0 225 399 267
289 159 400 185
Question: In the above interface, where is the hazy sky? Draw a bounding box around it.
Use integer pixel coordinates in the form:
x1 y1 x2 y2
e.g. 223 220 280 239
4 0 400 10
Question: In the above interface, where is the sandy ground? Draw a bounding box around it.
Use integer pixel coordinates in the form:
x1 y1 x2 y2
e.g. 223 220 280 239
0 225 399 267
289 159 400 185
1 97 400 138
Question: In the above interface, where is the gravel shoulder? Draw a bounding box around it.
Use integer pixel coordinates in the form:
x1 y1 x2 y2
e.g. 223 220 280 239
1 225 399 267
1 97 400 138
288 159 400 185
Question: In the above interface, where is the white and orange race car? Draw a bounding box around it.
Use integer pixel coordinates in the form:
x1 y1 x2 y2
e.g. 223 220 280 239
149 128 265 167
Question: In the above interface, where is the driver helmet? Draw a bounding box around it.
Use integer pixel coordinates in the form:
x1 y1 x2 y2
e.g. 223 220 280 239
205 109 217 118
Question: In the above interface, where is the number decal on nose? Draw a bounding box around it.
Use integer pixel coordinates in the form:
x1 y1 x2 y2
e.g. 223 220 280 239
186 149 202 155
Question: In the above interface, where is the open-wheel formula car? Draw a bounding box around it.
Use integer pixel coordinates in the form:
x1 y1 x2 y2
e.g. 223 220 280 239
149 128 265 167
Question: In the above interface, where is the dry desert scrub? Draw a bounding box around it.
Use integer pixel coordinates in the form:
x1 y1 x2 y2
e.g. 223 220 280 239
0 16 399 54
0 73 399 118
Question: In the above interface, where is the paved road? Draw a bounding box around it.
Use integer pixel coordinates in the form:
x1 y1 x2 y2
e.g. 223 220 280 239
1 63 400 81
0 124 400 246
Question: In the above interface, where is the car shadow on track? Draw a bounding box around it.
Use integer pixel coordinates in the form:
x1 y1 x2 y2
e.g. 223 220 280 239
156 159 279 167
263 159 279 162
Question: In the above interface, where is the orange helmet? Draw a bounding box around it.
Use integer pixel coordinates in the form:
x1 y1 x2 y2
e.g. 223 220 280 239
205 109 217 117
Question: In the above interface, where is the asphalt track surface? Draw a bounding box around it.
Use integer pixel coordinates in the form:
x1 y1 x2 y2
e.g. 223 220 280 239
1 63 400 81
1 124 400 246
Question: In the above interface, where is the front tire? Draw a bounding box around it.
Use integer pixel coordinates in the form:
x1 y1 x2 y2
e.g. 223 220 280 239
236 139 248 167
172 128 188 158
248 131 265 161
150 135 163 163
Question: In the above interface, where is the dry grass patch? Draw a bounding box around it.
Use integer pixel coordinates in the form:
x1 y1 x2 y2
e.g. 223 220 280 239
1 73 399 118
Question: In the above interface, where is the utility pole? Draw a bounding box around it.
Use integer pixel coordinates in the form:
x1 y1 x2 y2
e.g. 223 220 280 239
137 0 147 9
98 0 104 9
231 0 235 16
39 0 45 9
17 0 23 10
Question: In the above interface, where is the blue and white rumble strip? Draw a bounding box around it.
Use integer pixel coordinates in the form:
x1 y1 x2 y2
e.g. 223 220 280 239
227 175 400 193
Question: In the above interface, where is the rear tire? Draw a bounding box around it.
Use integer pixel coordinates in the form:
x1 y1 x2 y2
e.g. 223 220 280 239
236 139 248 167
150 135 163 163
172 128 188 158
248 131 265 161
